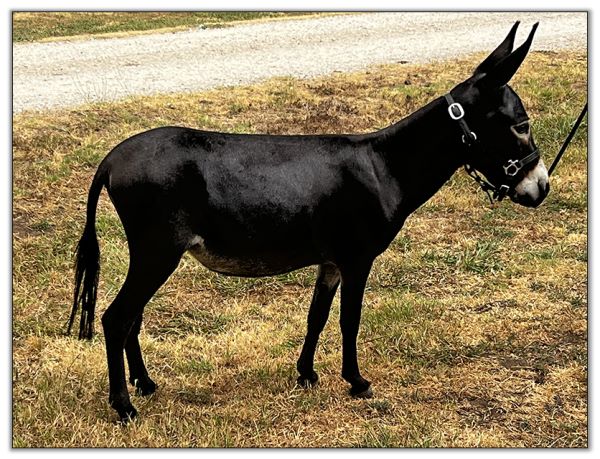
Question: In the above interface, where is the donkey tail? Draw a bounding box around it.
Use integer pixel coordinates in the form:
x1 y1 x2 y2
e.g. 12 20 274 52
67 164 108 340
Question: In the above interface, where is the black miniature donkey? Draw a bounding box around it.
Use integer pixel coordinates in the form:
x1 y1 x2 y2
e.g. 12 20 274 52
69 22 549 422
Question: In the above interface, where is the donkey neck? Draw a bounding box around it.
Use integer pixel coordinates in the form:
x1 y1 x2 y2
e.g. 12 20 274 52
371 95 467 213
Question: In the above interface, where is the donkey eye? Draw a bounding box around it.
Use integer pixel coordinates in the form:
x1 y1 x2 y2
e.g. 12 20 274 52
513 122 530 135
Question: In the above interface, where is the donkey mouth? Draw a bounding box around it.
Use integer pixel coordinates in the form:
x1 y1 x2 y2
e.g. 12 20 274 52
511 181 550 208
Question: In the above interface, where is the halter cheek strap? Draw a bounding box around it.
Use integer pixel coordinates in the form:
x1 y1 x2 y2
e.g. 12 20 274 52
444 93 540 203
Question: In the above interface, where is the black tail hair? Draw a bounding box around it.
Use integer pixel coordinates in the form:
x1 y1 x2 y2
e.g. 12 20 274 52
67 165 106 340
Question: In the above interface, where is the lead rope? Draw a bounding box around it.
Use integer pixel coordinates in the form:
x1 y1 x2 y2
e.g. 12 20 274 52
547 103 588 177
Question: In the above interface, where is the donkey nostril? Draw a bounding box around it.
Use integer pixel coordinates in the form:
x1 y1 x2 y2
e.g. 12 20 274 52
544 182 550 195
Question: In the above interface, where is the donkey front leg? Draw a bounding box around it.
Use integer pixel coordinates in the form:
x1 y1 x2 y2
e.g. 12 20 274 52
339 262 373 398
296 263 340 387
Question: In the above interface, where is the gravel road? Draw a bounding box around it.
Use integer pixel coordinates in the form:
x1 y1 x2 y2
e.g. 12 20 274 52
13 12 587 113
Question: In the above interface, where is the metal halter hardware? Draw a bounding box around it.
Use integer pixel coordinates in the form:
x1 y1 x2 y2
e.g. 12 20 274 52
444 93 540 204
504 159 521 177
448 102 465 120
502 150 540 178
445 95 477 147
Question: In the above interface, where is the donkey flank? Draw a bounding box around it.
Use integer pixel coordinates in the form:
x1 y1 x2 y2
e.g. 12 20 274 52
69 22 549 423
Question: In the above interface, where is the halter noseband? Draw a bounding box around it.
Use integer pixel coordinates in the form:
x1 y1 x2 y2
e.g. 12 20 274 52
444 93 540 203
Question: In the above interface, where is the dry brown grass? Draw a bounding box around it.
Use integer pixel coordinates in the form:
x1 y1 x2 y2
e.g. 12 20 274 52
13 51 587 447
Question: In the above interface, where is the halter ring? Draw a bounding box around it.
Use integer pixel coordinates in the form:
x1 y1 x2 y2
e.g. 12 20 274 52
461 132 477 144
503 159 521 177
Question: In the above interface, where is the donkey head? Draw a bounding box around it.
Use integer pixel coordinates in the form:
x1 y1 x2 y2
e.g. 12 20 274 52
449 22 549 208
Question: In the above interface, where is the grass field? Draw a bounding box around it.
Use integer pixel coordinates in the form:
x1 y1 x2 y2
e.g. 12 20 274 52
12 50 587 447
12 12 314 42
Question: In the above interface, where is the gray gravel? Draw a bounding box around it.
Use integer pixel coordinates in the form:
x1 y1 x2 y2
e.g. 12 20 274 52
13 12 587 113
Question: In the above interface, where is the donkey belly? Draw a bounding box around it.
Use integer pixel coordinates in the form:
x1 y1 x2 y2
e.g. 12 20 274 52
188 235 319 277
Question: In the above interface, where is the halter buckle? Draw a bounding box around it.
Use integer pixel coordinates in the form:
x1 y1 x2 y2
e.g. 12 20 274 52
448 102 465 120
503 159 521 177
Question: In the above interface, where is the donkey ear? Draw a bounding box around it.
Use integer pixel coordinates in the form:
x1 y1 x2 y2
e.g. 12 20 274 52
478 22 539 90
474 21 520 75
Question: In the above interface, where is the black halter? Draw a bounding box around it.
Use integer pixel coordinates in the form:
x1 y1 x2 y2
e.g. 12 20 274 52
444 93 540 203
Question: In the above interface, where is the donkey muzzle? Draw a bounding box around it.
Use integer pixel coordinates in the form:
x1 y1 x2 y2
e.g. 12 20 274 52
510 159 550 208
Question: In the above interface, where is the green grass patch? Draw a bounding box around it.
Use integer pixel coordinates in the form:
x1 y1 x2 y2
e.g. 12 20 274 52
12 12 316 43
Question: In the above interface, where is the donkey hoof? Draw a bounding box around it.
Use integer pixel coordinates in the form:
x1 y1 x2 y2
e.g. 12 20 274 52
130 376 157 396
350 385 373 399
117 405 138 424
297 372 319 388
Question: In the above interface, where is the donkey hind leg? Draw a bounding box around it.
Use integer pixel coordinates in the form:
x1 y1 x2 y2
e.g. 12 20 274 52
102 246 182 422
296 263 340 388
339 262 373 398
125 314 156 396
